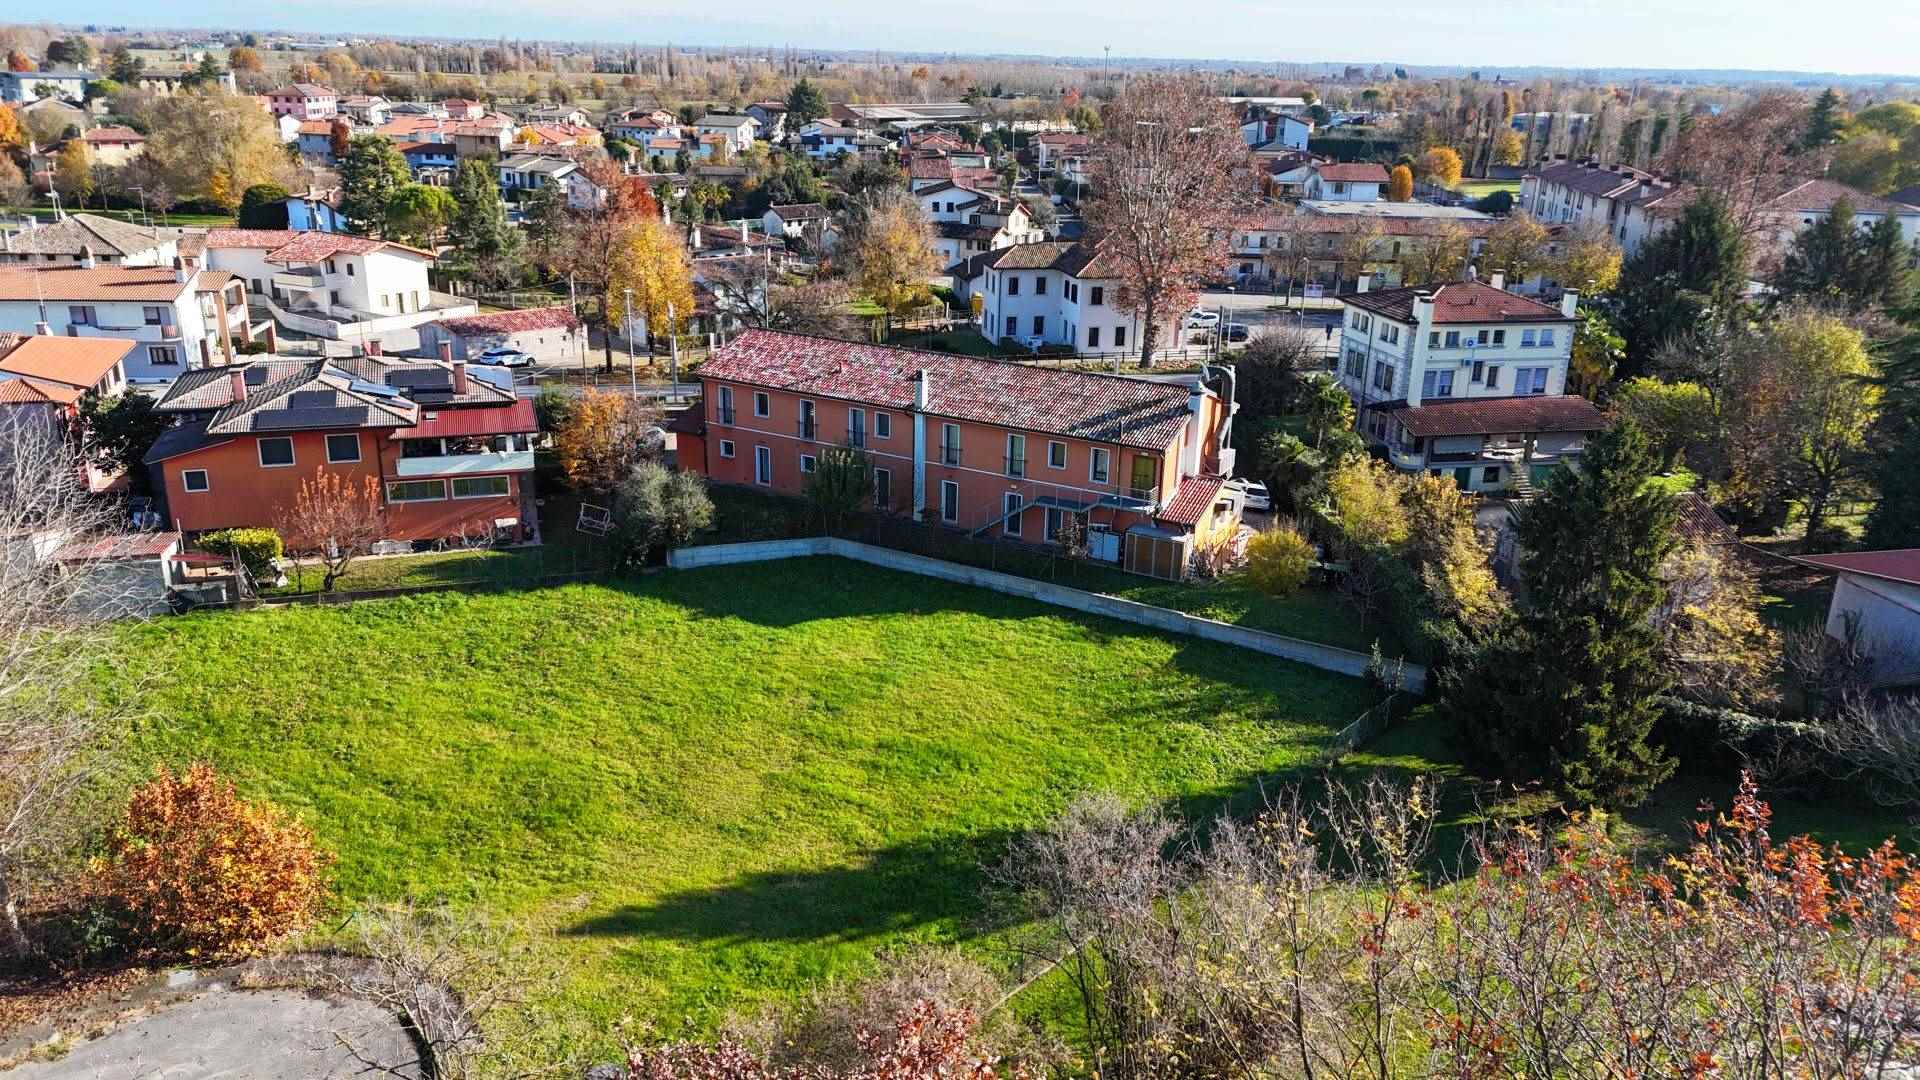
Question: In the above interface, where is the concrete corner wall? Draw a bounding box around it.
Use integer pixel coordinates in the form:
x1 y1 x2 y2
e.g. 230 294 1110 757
665 538 1427 692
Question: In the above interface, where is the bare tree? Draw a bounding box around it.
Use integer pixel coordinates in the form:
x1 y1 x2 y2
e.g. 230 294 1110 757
1084 75 1248 367
273 469 387 592
1812 692 1920 809
0 412 149 955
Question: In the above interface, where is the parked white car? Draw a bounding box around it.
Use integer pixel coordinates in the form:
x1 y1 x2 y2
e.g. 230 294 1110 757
1228 478 1272 512
1185 310 1220 328
473 346 535 368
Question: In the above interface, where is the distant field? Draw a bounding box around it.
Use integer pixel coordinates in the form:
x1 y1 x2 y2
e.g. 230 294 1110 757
1451 178 1521 200
109 557 1379 1054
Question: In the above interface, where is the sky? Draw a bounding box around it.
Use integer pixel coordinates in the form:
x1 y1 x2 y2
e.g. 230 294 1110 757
60 0 1920 78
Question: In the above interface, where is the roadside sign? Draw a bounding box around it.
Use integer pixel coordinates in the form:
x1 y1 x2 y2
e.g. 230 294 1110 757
1303 284 1325 300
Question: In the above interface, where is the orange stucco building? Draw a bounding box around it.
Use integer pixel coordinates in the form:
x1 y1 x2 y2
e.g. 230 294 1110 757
678 330 1245 577
145 349 538 545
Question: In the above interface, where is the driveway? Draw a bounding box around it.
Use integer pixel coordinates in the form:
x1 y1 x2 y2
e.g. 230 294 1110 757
13 987 421 1080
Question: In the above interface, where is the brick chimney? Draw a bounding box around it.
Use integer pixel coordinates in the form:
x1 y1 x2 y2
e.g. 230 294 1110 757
366 340 382 357
229 365 248 403
441 341 468 395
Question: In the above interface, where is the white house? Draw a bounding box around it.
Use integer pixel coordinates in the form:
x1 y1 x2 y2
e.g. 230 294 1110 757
921 188 1043 267
496 154 578 197
0 263 255 380
1032 132 1093 177
204 228 466 338
0 69 94 104
1306 163 1389 202
1796 550 1920 680
1240 110 1312 152
745 101 788 140
338 94 392 126
417 305 582 362
761 203 834 251
693 114 757 154
976 242 1140 353
797 122 863 160
1334 275 1603 492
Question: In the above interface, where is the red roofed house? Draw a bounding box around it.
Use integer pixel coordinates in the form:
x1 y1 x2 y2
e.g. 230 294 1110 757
0 334 139 490
417 306 582 362
268 83 338 121
80 126 146 167
145 346 539 545
680 329 1243 579
1794 550 1920 681
0 264 255 379
1335 274 1604 493
202 228 474 337
1307 162 1390 202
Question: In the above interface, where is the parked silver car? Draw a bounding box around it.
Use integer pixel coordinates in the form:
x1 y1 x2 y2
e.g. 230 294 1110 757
473 346 535 368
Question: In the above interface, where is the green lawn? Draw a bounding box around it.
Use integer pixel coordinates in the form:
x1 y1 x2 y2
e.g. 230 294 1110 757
107 557 1379 1053
1449 179 1520 200
0 205 234 228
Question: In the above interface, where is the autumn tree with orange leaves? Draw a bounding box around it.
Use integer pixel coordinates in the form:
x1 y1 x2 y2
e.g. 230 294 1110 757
273 469 386 592
93 763 331 957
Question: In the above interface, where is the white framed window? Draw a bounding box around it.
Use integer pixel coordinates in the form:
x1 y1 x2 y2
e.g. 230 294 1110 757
1047 440 1067 469
1003 491 1024 536
1539 329 1557 348
1089 447 1110 484
1485 364 1501 389
753 391 770 417
142 305 165 325
716 385 735 422
1443 331 1461 348
941 423 962 465
874 412 892 439
1521 328 1537 347
799 453 817 474
719 439 735 459
754 445 772 485
325 433 361 463
386 479 447 501
940 479 960 523
874 467 891 508
182 468 209 493
148 345 181 366
451 475 511 499
847 407 865 447
1006 433 1026 477
256 436 295 468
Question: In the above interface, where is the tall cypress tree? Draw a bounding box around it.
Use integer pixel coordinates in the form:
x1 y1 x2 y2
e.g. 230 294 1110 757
1801 88 1846 151
1865 299 1920 548
446 158 522 288
1445 421 1679 808
1615 194 1747 378
1775 197 1857 309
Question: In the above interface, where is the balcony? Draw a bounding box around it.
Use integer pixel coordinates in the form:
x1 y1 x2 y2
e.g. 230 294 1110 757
71 322 180 342
796 418 819 441
271 268 327 293
1004 455 1027 478
940 445 963 466
392 450 536 478
715 406 735 425
1099 485 1158 511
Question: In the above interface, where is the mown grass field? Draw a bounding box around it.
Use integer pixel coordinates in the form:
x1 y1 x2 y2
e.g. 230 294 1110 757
106 557 1379 1052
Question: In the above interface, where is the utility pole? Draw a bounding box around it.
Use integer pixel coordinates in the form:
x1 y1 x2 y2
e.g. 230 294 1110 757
667 299 679 394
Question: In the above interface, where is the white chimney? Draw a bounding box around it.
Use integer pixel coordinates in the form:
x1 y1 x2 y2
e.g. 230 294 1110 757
172 256 188 284
1181 387 1205 478
1356 273 1371 293
1412 290 1436 338
1489 269 1506 291
33 321 51 336
80 243 95 269
1560 289 1580 317
914 368 931 410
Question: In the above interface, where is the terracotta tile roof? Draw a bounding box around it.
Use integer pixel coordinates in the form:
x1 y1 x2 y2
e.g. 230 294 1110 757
388 397 537 440
1158 474 1225 528
699 329 1194 450
1765 178 1920 217
0 377 75 405
204 228 433 262
1794 549 1920 587
1342 281 1568 324
53 531 180 562
81 126 144 144
0 265 192 303
202 360 418 435
1672 490 1737 545
1383 394 1606 438
1315 163 1390 183
431 305 579 336
910 156 956 180
155 360 311 412
0 212 168 257
976 241 1126 279
0 336 135 389
295 120 335 136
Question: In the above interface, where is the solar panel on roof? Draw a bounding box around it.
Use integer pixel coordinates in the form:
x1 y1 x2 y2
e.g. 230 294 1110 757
385 369 453 389
469 367 512 390
244 367 269 385
253 407 366 430
348 379 402 399
286 389 336 409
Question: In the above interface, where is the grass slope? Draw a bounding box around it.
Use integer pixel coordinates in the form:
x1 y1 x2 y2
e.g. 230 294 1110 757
107 557 1376 1049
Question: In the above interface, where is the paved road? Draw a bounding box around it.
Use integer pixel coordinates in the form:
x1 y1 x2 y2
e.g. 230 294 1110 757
13 988 420 1080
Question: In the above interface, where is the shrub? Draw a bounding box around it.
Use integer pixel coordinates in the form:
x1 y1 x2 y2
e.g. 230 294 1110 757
615 461 714 566
197 527 283 584
93 763 331 958
1242 526 1314 597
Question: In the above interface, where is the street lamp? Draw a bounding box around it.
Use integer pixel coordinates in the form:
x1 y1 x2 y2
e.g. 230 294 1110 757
623 287 637 396
1219 285 1235 360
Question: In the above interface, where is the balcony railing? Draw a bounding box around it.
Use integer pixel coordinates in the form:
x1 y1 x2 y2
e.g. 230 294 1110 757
847 429 866 448
941 445 963 466
1004 455 1026 478
796 418 819 440
715 406 735 425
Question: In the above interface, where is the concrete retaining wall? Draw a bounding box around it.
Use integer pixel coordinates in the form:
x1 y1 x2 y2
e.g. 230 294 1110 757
668 538 1428 692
